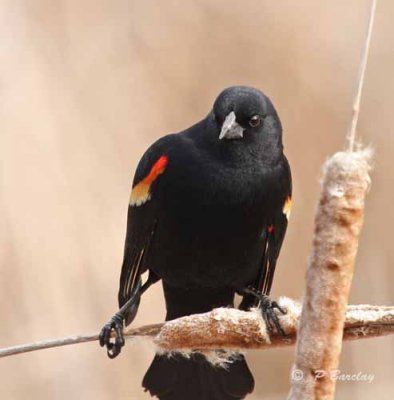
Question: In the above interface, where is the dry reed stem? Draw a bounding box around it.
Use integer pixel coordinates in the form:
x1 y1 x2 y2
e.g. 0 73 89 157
1 297 392 359
287 150 373 400
346 0 378 151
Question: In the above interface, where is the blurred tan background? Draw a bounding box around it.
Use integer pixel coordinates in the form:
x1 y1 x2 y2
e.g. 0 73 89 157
1 1 393 399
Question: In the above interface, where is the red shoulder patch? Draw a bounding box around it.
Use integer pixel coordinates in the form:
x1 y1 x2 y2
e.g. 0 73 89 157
145 156 168 184
130 156 169 206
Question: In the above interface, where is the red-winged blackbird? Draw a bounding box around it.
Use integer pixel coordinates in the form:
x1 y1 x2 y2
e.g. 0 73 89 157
99 86 292 399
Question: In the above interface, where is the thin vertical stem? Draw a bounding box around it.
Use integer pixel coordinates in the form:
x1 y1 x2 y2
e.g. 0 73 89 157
346 0 378 151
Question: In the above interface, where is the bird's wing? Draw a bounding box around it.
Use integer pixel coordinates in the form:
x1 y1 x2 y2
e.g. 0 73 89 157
258 160 292 296
240 161 292 311
118 141 171 326
259 195 291 296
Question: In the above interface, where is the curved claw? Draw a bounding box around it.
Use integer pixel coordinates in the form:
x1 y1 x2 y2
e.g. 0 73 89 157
240 286 287 336
107 343 122 359
271 301 287 315
99 314 125 359
260 295 287 336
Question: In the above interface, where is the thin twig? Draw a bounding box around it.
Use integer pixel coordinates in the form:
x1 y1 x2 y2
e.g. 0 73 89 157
346 0 378 151
0 324 162 358
0 299 392 359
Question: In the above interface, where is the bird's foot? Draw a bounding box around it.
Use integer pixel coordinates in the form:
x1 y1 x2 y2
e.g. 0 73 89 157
99 313 125 359
260 294 287 336
242 286 287 336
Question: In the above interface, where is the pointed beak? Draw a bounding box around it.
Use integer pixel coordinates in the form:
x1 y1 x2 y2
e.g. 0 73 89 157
219 111 244 140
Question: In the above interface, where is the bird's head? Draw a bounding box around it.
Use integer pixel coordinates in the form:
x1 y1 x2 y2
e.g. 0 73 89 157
212 86 282 151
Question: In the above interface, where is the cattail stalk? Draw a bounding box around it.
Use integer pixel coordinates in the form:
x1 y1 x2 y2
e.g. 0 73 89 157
287 150 373 400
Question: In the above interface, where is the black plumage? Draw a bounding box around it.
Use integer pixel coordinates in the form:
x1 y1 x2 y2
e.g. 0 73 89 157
99 86 292 399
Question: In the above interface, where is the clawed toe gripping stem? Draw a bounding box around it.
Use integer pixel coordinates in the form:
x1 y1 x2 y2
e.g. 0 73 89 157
98 272 158 359
242 286 287 336
99 313 125 359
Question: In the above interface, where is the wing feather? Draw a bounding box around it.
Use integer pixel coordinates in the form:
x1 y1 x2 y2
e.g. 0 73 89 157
117 139 170 325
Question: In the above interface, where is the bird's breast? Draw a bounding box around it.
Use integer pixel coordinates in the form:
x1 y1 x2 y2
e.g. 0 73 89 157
159 160 283 235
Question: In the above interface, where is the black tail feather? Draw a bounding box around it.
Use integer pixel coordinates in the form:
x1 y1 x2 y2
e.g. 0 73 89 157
142 283 255 399
142 353 254 400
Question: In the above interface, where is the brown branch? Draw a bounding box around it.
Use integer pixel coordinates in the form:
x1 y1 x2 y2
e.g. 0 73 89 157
0 299 392 359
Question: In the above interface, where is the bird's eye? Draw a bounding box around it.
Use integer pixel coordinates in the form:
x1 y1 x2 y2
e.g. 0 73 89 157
249 115 261 128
